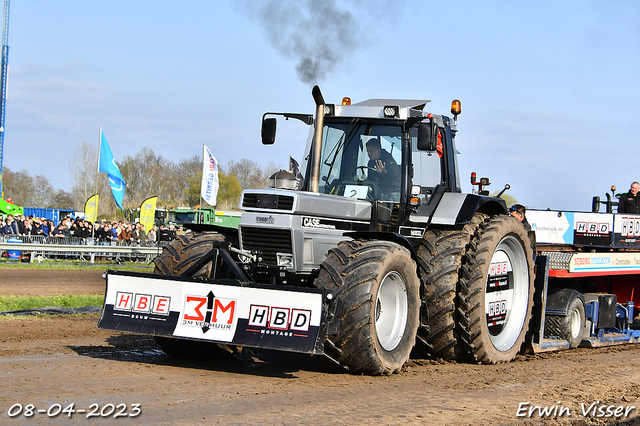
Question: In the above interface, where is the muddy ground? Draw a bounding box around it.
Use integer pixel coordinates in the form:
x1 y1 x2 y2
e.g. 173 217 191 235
1 268 640 425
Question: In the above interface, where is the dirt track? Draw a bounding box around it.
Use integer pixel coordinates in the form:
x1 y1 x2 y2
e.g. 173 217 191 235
1 269 640 425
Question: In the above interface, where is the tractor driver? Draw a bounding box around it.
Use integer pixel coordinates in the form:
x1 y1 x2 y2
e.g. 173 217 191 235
366 138 400 201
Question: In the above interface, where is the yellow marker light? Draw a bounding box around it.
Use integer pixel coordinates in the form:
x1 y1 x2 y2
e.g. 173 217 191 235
342 97 351 105
451 99 461 116
611 185 616 192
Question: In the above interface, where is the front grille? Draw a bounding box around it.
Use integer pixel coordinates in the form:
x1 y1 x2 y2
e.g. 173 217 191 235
240 226 293 265
242 193 294 211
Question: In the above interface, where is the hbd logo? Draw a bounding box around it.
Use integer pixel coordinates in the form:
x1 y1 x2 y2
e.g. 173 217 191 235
576 221 610 235
114 292 170 316
247 305 312 332
488 300 507 317
182 291 236 333
621 217 640 237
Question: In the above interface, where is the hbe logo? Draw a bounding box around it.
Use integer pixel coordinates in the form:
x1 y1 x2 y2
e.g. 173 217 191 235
114 292 171 316
489 261 508 276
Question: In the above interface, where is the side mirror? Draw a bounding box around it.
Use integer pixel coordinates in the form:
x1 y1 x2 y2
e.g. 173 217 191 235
417 122 436 151
261 118 277 145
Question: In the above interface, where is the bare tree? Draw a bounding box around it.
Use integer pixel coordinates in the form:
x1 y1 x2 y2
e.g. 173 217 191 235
227 158 284 190
69 141 99 208
49 189 75 209
1 167 33 205
29 175 54 207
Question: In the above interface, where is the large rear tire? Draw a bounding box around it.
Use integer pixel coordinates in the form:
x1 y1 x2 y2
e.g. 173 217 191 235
415 214 486 360
458 215 535 363
315 240 420 375
152 232 238 359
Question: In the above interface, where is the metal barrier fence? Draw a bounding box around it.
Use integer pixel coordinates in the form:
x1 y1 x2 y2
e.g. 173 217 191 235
0 235 170 263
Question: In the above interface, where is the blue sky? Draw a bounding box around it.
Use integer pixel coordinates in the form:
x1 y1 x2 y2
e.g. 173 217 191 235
3 0 639 211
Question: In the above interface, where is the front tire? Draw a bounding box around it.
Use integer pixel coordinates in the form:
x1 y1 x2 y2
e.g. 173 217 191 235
458 215 535 363
315 240 420 375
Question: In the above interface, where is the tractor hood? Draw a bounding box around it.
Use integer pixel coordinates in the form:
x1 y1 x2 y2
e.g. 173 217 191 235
240 189 371 221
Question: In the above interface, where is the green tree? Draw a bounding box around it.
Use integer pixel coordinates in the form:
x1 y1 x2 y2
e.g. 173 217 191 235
218 172 242 210
491 190 518 208
184 168 242 209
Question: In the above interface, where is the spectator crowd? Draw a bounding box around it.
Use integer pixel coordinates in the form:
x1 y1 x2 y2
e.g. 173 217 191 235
0 213 185 245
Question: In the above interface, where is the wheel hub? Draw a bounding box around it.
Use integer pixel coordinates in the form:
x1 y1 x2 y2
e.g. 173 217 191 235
376 271 408 351
484 235 530 351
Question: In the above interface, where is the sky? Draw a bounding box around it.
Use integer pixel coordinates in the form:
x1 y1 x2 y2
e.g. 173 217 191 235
2 0 639 211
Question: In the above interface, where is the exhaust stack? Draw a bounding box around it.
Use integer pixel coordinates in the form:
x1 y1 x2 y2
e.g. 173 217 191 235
309 85 325 193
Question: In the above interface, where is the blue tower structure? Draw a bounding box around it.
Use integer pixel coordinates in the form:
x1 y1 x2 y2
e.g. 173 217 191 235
0 0 9 199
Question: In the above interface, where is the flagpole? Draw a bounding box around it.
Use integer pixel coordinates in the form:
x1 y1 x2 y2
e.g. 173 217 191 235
199 143 204 224
92 126 101 242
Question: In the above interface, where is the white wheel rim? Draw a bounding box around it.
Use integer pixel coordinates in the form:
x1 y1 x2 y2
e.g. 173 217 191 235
484 235 530 351
570 308 582 339
375 271 408 351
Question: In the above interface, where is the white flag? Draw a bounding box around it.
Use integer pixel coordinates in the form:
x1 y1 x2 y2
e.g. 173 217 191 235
201 145 219 206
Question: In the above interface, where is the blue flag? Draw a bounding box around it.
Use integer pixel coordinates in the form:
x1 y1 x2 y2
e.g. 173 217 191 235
99 129 126 210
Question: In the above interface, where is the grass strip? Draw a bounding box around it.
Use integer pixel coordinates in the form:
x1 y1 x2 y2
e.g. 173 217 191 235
0 260 154 272
0 294 104 312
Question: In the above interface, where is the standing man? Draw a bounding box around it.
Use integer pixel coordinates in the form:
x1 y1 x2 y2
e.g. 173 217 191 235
509 204 531 231
618 182 640 214
1 215 18 235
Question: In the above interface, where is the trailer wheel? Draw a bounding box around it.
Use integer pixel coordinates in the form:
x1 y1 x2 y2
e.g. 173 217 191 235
545 294 586 349
458 215 535 363
415 214 486 360
315 240 420 375
152 232 238 359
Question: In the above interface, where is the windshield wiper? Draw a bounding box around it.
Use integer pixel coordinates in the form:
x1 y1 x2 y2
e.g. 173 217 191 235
323 118 361 180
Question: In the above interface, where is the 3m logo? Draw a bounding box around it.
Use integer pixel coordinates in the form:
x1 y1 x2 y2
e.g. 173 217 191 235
576 222 610 234
621 217 640 237
247 305 312 332
181 291 236 332
114 292 170 316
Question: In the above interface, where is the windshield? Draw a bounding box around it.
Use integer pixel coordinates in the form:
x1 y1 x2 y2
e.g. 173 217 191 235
319 120 402 201
168 212 196 223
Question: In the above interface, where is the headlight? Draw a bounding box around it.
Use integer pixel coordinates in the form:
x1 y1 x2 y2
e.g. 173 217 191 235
277 253 293 267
